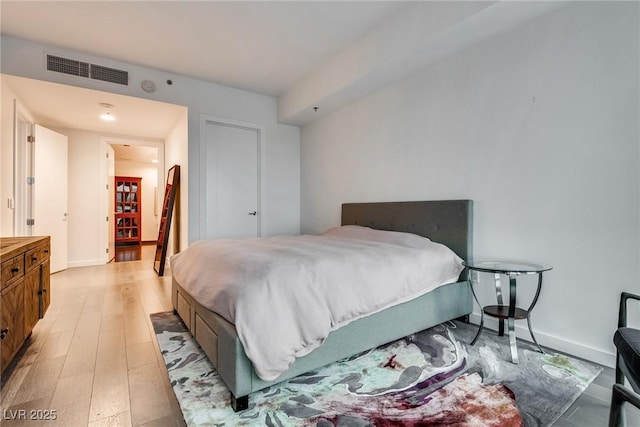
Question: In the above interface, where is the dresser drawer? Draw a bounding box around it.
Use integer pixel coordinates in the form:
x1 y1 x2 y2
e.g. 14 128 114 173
1 255 25 289
26 243 50 271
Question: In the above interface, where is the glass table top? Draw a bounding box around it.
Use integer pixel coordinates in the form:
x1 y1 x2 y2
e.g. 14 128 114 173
462 259 552 274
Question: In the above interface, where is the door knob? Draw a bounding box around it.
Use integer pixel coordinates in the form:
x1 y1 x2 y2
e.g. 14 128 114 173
248 211 257 216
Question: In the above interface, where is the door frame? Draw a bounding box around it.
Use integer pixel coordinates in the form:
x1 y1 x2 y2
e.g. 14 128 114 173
199 115 265 240
99 137 164 264
105 144 115 262
12 99 35 237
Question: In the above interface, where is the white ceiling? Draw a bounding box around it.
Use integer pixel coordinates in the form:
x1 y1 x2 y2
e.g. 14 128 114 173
0 1 566 146
0 1 405 97
111 144 159 164
3 74 187 140
0 0 407 158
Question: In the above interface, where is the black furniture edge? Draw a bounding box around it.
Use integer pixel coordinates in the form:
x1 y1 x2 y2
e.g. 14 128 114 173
609 291 640 427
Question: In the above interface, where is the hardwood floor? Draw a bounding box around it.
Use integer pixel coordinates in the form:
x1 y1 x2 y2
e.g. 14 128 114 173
1 246 185 426
115 243 155 263
1 247 638 426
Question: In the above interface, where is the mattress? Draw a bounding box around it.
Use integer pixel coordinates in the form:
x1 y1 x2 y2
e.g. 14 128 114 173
170 225 464 380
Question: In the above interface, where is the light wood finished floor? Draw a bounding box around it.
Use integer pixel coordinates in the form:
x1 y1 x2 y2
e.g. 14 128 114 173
1 246 186 426
1 248 638 426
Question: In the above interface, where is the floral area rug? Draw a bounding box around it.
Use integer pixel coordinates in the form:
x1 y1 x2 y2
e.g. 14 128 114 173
150 312 602 426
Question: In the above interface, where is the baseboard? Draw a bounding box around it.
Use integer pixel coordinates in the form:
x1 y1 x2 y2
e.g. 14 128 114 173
468 312 615 368
67 258 105 268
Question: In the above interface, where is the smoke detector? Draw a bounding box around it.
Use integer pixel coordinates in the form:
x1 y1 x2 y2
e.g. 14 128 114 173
141 80 156 93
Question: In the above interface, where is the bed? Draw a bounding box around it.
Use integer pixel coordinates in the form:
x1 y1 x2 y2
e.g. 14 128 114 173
171 200 473 411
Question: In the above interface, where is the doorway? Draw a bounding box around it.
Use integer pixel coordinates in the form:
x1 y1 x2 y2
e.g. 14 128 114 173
3 74 188 268
13 119 69 273
101 139 164 263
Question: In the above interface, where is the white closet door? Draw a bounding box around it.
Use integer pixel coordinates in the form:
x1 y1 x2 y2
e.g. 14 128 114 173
202 119 260 239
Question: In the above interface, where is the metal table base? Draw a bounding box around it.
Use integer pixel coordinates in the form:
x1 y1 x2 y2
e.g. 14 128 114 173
465 260 551 364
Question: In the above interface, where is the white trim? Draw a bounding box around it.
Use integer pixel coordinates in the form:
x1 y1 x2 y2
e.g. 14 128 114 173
67 258 107 268
12 99 35 237
12 98 18 235
468 312 615 368
199 114 265 240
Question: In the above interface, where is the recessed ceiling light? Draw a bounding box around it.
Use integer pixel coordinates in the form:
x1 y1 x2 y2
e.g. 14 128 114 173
99 102 116 121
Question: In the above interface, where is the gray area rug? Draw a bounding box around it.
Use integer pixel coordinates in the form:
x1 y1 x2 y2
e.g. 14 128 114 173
151 312 602 426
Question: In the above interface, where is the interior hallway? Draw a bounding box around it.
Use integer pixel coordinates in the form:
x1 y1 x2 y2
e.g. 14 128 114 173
0 246 186 426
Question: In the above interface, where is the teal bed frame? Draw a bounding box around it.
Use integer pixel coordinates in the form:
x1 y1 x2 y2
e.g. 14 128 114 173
171 200 473 411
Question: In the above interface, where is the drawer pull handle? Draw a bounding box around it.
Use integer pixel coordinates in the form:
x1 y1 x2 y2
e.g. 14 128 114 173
44 250 49 254
10 267 20 273
38 289 47 295
32 256 38 261
0 328 9 339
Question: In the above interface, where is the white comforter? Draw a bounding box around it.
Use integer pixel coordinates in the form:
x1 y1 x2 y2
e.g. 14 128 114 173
170 225 463 381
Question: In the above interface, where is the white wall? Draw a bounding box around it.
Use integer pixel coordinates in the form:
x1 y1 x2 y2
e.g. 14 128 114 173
1 81 18 235
0 80 36 236
300 2 639 366
0 36 301 244
63 129 102 266
164 109 189 257
114 161 159 242
56 128 164 266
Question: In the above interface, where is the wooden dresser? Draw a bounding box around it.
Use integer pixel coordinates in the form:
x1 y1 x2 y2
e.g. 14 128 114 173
1 236 51 374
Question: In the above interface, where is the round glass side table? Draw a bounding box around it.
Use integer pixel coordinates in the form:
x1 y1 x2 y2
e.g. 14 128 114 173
463 259 552 364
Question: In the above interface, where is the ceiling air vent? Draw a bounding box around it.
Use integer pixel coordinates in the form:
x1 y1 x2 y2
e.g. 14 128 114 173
46 54 89 78
90 64 128 86
45 54 129 86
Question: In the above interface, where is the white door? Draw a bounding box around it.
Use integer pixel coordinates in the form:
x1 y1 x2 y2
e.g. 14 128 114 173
202 119 260 239
33 125 68 273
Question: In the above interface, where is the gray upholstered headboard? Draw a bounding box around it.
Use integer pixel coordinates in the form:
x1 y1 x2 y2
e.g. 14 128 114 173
341 200 473 263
